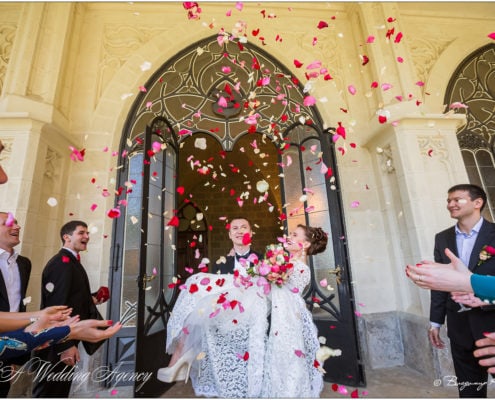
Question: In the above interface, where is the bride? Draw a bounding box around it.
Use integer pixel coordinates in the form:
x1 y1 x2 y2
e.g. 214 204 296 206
158 224 330 398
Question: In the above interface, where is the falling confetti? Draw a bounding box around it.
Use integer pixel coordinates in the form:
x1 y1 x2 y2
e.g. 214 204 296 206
47 197 58 207
45 282 55 293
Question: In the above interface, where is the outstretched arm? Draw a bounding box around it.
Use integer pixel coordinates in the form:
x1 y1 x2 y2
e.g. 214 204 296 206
0 306 72 333
406 248 473 293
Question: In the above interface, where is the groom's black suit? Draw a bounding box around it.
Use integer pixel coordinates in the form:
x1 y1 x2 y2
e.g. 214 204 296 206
214 249 261 274
430 219 495 397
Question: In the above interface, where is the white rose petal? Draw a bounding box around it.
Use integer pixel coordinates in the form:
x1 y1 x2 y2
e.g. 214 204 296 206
194 138 207 150
256 180 269 193
47 197 58 207
45 282 55 293
22 296 32 306
140 61 152 71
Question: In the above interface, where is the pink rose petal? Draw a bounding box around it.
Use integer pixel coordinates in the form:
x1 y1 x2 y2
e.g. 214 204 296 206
303 96 316 106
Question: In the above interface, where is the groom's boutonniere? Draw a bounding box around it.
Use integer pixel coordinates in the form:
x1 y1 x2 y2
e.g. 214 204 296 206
478 245 495 266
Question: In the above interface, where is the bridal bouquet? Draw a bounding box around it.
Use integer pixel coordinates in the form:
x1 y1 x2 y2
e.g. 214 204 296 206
242 244 294 293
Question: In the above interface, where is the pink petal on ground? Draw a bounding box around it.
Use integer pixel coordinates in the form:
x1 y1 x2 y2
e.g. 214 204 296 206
338 385 348 395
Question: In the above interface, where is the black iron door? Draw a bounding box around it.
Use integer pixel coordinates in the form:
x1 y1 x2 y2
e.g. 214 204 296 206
107 117 180 397
280 125 365 387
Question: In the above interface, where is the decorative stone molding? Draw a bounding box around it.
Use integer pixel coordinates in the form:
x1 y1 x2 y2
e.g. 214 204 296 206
417 134 448 162
0 137 13 163
0 24 17 94
408 36 455 91
44 147 61 180
98 25 163 99
376 145 395 173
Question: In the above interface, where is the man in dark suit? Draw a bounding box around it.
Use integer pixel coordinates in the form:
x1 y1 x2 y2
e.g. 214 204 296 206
0 211 31 397
32 220 101 398
429 184 495 397
214 217 261 274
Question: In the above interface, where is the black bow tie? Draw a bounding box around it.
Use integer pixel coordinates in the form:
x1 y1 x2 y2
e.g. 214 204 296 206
235 251 250 259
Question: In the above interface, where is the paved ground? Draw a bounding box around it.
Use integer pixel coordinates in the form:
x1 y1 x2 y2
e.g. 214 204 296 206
47 365 495 398
161 366 495 398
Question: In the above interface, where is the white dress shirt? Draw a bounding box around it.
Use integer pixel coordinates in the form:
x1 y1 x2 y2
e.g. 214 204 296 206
0 248 22 312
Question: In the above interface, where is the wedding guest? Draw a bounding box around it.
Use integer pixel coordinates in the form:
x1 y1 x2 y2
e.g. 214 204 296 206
428 184 495 398
0 150 120 385
407 249 495 377
0 212 31 397
33 220 107 398
0 140 7 184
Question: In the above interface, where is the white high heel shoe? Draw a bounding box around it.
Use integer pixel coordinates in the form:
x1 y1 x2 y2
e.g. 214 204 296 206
157 350 195 383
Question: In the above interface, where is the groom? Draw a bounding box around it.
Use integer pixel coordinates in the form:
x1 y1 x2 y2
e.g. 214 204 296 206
215 217 260 274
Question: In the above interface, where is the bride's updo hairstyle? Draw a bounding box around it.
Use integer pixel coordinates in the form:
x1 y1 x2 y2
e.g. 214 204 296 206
298 224 328 256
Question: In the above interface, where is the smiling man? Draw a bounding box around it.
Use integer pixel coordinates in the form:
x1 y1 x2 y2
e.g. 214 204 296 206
429 184 495 398
0 212 31 396
32 220 99 398
214 217 260 275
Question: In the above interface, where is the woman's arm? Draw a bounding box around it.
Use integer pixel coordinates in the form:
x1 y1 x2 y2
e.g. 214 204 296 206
0 306 72 333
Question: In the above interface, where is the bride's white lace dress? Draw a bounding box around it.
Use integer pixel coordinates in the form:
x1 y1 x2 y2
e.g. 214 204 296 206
166 259 323 398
